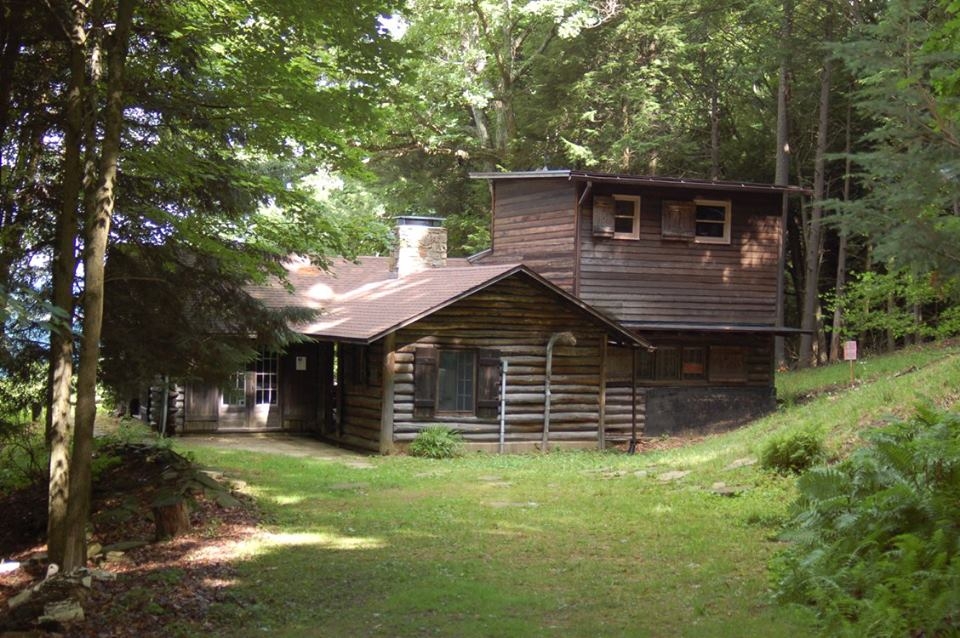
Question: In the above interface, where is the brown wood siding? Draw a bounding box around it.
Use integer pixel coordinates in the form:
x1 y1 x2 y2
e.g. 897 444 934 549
280 342 319 432
634 332 774 387
478 178 578 292
578 191 781 325
391 275 619 446
338 342 384 452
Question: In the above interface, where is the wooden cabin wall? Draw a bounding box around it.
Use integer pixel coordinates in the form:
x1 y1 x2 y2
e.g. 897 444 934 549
578 191 781 326
390 276 618 448
337 341 385 452
477 178 579 292
634 333 777 435
278 342 320 432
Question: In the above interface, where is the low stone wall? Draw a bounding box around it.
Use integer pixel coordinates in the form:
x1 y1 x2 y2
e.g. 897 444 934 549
643 386 776 437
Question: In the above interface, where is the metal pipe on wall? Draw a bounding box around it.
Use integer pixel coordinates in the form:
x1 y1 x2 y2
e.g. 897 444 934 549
543 331 577 452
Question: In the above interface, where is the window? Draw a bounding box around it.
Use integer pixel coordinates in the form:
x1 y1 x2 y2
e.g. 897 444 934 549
655 347 682 381
709 346 747 382
593 195 641 239
414 346 501 419
660 199 732 244
438 350 475 413
682 347 706 380
221 371 246 407
613 195 641 239
254 351 279 405
694 199 731 244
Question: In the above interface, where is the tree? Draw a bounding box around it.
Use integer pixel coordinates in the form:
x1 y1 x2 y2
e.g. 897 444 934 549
835 0 960 284
16 0 403 571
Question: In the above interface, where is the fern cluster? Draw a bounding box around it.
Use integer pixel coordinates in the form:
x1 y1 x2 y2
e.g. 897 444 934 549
772 406 960 636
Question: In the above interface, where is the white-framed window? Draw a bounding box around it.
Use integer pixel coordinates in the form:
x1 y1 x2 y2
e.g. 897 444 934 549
693 199 731 244
613 194 641 240
221 371 246 407
254 351 279 405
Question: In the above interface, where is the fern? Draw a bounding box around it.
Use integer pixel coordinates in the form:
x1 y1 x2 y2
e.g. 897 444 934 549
772 406 960 636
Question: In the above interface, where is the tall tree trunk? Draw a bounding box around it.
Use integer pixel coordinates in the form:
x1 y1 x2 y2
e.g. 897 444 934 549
774 0 793 369
61 0 134 572
710 85 720 180
798 47 832 367
46 0 89 568
829 101 853 362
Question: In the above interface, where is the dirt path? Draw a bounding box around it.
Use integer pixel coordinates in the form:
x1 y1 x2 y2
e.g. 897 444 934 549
174 433 376 469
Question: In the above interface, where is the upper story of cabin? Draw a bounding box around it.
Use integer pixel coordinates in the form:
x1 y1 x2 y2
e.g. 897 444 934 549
470 170 802 330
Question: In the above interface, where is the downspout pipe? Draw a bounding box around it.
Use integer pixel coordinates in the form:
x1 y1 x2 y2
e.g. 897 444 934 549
499 358 508 454
543 331 577 452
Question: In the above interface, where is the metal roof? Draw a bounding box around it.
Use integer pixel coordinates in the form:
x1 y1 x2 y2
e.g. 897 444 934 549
470 169 808 195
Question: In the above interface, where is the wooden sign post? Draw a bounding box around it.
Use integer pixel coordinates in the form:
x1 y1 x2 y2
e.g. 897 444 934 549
843 340 858 385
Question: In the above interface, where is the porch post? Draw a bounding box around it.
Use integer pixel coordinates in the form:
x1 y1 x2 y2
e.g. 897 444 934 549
379 332 396 454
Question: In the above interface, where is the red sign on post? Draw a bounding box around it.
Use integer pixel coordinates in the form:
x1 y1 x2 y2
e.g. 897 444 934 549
843 340 858 361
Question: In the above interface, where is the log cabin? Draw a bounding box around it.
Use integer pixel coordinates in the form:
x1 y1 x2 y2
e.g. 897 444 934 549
177 216 650 452
171 170 803 452
469 170 805 436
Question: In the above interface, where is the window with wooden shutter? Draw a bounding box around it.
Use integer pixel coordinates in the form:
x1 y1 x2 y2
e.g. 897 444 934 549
438 350 475 413
661 200 696 240
682 347 706 380
413 346 437 418
655 347 682 380
476 350 501 419
709 346 747 382
592 195 616 237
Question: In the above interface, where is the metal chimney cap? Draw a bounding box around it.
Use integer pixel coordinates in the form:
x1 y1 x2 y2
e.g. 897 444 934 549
395 215 444 227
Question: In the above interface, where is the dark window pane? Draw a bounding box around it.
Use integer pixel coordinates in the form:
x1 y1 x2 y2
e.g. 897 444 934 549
439 350 474 412
614 216 634 234
696 221 724 237
696 205 726 222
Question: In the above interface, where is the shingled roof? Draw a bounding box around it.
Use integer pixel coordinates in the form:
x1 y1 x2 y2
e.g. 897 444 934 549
248 256 650 348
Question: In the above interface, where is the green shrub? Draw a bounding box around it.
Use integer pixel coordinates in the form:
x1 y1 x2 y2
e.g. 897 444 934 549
408 425 464 459
771 406 960 636
759 429 825 474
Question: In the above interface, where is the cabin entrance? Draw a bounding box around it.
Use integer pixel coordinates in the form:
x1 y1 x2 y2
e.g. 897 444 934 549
219 351 281 430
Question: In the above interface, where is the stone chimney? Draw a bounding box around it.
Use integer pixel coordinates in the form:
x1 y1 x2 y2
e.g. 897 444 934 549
389 216 447 278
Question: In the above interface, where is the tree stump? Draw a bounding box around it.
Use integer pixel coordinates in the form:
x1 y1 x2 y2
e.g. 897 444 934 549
152 495 190 540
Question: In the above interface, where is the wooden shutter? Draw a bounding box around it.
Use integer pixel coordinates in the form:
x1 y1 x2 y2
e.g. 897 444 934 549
476 349 501 419
709 346 747 382
661 200 696 240
413 346 437 418
592 196 616 237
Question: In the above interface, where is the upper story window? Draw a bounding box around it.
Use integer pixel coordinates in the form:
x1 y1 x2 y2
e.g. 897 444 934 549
592 194 641 240
661 199 732 244
612 195 641 239
694 199 731 244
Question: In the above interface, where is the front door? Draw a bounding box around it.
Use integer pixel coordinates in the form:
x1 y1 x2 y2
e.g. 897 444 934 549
219 351 281 430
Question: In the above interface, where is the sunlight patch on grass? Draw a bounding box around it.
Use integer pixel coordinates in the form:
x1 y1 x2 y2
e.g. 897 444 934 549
244 531 387 553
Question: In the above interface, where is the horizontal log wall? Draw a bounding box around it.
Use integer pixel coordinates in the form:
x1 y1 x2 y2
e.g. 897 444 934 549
392 274 624 447
578 190 782 325
339 341 384 452
475 178 578 292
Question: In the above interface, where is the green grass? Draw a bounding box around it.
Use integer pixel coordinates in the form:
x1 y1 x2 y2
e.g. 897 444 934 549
174 342 960 637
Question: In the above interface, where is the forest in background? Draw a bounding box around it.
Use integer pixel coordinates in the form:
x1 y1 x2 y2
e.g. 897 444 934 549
0 0 958 569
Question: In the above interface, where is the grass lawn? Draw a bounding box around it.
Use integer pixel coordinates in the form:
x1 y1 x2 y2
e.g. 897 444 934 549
175 342 960 637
